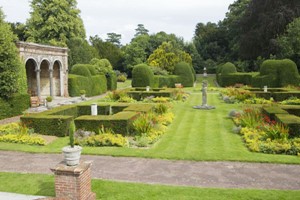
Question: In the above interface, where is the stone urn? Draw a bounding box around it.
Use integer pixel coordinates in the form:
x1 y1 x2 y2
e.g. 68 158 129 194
62 121 82 166
62 145 82 166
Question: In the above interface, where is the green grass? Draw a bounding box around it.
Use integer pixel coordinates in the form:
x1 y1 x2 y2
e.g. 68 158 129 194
0 172 299 200
117 79 132 89
1 92 300 164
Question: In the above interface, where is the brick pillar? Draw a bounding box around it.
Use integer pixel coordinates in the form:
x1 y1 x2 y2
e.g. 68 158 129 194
50 161 96 200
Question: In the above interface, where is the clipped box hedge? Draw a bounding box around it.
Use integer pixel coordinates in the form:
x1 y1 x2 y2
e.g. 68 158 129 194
154 75 180 88
275 114 300 138
75 111 139 135
21 103 155 136
220 73 253 87
262 106 289 120
68 74 107 97
272 92 300 102
127 88 174 101
21 114 73 137
280 105 300 117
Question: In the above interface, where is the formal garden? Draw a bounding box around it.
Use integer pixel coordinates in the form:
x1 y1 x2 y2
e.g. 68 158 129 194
1 0 300 199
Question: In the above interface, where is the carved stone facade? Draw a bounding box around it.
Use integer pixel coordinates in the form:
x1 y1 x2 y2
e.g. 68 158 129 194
16 41 69 97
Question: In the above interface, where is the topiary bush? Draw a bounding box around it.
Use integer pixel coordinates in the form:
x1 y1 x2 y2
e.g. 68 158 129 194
132 64 154 87
68 74 107 97
70 64 92 77
257 59 300 87
173 62 194 87
221 62 237 75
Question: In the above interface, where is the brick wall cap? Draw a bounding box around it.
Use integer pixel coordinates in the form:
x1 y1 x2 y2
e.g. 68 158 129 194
50 161 93 175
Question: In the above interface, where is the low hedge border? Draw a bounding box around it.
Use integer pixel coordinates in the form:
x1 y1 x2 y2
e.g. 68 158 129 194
275 114 300 137
75 111 139 135
127 88 175 101
21 103 155 136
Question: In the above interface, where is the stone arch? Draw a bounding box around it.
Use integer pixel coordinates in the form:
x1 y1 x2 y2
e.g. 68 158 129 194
53 60 62 96
40 59 51 96
16 41 69 98
25 58 38 96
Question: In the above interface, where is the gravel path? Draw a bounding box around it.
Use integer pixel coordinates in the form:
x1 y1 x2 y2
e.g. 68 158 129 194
0 151 299 190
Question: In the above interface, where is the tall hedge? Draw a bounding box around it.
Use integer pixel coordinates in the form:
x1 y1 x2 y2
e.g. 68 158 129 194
106 72 117 90
132 64 154 87
68 74 107 97
70 64 92 77
174 62 194 87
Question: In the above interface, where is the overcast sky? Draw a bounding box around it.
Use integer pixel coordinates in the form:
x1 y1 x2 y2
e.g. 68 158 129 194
0 0 235 44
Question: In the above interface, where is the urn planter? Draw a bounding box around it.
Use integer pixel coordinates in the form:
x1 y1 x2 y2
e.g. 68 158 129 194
62 145 82 166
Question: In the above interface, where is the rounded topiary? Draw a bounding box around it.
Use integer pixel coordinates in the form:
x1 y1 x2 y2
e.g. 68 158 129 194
260 59 299 87
278 59 299 86
85 64 97 75
132 64 154 87
70 64 92 77
174 62 194 87
221 62 237 75
260 60 278 76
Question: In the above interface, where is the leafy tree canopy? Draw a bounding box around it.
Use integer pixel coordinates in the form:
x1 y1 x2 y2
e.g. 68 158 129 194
0 9 27 99
26 0 86 46
147 41 192 73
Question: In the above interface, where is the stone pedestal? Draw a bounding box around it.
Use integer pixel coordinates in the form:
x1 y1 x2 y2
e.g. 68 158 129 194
50 161 96 200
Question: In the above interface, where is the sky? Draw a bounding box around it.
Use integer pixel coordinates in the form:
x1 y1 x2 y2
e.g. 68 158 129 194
0 0 235 44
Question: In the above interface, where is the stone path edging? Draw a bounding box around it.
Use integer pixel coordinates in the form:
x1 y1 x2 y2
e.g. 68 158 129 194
0 151 299 190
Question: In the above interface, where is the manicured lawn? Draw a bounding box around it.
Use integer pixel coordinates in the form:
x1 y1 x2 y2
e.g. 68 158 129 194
0 172 299 200
1 92 300 164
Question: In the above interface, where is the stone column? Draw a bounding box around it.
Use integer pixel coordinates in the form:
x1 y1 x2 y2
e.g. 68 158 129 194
49 68 54 97
35 68 41 98
50 161 96 200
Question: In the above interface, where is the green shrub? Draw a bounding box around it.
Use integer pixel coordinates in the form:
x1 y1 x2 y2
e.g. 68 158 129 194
220 73 253 87
272 92 300 101
154 75 180 88
257 59 300 87
75 111 139 136
68 74 107 97
173 62 194 87
221 62 237 75
85 64 97 75
275 114 300 138
106 72 117 90
251 74 278 88
70 64 92 77
132 64 154 87
21 115 73 137
0 94 30 120
91 75 107 95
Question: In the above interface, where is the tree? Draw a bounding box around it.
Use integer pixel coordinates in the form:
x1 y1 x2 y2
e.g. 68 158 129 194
9 22 28 41
277 18 300 69
106 32 122 47
193 22 229 63
123 34 150 74
134 24 149 37
0 9 27 99
67 37 98 69
90 35 124 71
147 41 192 73
238 0 300 59
26 0 86 46
221 0 250 60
